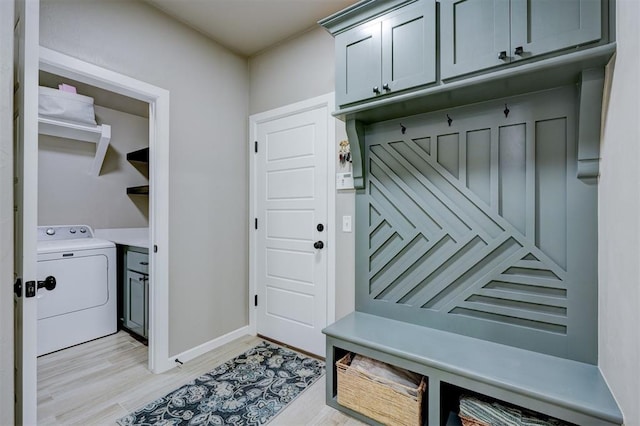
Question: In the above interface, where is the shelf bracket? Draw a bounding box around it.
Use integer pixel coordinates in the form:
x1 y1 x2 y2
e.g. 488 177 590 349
577 68 605 181
345 118 366 189
38 116 112 177
90 124 111 177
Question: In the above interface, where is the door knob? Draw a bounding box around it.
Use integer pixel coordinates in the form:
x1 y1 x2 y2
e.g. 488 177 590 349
514 46 524 56
382 83 390 91
498 50 507 60
372 86 380 95
313 241 324 249
38 276 57 291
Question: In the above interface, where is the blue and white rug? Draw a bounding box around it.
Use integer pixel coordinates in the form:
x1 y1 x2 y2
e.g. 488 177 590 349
118 341 325 426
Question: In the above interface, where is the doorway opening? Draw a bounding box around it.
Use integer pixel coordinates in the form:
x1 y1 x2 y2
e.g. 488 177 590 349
36 47 171 374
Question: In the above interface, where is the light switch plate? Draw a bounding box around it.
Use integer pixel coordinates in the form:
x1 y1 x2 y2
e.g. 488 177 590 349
342 215 352 232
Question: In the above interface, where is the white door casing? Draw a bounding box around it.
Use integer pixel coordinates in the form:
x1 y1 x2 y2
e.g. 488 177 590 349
14 0 40 423
0 0 15 421
250 94 336 357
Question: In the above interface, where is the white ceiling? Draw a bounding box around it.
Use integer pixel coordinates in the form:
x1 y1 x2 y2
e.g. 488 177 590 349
144 0 360 57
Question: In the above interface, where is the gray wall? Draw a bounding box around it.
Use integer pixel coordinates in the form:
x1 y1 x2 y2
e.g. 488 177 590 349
40 0 249 356
599 1 640 424
249 27 356 321
249 27 335 115
38 105 149 229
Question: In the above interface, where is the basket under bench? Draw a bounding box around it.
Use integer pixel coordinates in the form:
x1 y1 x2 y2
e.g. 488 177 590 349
323 312 622 426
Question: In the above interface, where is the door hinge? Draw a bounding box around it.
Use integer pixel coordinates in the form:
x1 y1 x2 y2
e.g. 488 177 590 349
13 278 22 298
254 294 258 307
254 141 258 153
254 218 258 230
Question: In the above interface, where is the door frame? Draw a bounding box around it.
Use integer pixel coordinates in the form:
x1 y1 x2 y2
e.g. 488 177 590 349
0 0 15 421
37 47 173 373
249 93 337 341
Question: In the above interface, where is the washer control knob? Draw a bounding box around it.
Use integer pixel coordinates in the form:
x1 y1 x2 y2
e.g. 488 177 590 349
69 228 76 234
79 227 87 233
46 228 55 236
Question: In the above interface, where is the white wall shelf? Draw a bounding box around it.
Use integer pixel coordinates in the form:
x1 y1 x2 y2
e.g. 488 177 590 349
38 116 111 176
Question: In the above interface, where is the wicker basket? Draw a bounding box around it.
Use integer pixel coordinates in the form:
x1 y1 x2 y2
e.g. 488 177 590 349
336 353 426 426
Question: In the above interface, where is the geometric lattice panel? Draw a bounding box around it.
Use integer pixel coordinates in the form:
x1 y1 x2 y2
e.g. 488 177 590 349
357 86 598 363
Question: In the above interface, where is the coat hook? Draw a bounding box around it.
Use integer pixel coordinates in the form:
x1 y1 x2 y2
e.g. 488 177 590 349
447 114 453 126
400 123 406 134
504 104 510 118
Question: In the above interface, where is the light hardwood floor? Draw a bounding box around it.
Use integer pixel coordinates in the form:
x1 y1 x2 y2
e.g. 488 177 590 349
37 331 363 425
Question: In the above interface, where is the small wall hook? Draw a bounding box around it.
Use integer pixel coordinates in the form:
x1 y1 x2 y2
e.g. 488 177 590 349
447 114 453 126
504 104 510 118
400 123 407 134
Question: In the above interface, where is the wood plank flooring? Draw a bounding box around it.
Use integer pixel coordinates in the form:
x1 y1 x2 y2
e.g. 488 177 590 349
37 331 363 425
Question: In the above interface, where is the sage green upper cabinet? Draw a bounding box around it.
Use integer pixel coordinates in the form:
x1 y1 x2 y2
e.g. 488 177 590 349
335 0 436 106
441 0 510 80
336 22 382 106
441 0 603 79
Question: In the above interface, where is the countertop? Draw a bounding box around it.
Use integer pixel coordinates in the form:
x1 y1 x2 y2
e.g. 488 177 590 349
94 227 149 249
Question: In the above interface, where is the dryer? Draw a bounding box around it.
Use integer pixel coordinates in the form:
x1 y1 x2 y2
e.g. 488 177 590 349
37 225 117 356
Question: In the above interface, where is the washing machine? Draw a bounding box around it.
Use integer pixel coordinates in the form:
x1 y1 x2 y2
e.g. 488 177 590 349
37 225 117 356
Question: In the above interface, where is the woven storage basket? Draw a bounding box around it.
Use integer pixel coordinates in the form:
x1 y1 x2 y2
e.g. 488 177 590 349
336 353 426 426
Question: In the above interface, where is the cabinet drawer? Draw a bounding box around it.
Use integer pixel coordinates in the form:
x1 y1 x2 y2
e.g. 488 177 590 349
127 250 149 274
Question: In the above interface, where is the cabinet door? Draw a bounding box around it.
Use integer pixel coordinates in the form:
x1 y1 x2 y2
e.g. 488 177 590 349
441 0 510 79
510 0 601 61
125 270 146 336
335 21 382 106
381 0 436 94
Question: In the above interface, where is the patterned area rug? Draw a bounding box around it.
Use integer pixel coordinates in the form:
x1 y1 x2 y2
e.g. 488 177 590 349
118 341 325 426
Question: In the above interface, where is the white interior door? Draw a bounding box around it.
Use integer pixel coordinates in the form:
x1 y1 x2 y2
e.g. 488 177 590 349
254 104 329 357
13 0 40 424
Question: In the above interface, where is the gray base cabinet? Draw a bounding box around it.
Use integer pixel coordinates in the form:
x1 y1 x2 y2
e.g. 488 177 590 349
121 246 149 339
335 0 436 106
441 0 603 79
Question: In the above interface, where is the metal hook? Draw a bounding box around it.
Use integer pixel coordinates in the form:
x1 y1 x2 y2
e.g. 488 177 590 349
504 104 510 118
447 114 453 127
400 123 406 134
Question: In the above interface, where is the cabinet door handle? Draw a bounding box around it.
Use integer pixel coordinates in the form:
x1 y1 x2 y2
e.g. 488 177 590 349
498 51 507 61
372 86 380 94
514 46 524 56
382 83 390 92
140 261 148 266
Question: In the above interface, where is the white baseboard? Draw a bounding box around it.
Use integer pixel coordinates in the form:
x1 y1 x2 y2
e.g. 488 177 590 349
169 325 251 367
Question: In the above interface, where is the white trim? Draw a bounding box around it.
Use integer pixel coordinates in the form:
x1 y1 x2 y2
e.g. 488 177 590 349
326 94 337 324
38 47 172 373
0 1 14 422
248 130 258 336
171 326 251 365
248 92 338 340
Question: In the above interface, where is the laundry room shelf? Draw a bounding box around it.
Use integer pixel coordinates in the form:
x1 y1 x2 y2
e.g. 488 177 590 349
127 147 149 163
38 116 111 177
126 185 149 195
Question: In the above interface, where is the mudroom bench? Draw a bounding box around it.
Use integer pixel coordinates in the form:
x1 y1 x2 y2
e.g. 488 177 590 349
323 312 623 426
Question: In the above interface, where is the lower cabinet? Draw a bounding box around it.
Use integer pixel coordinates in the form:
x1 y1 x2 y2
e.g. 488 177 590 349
120 246 149 340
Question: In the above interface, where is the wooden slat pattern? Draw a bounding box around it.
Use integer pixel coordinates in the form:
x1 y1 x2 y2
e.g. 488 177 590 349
358 87 597 361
